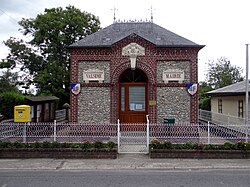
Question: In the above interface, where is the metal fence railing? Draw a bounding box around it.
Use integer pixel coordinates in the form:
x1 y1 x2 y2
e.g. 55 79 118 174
0 121 249 144
0 121 117 143
198 109 250 142
199 109 246 126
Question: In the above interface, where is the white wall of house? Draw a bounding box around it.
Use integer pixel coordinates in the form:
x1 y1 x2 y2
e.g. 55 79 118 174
211 95 250 118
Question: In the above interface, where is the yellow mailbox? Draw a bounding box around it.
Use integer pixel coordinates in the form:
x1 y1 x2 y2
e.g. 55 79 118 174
14 105 31 122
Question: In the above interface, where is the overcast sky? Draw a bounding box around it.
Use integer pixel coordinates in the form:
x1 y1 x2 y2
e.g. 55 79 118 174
0 0 250 81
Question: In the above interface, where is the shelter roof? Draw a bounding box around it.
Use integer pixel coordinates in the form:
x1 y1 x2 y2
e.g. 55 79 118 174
25 96 59 102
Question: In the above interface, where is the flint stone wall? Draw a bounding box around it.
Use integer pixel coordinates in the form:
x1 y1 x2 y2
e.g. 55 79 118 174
78 87 110 123
157 87 190 123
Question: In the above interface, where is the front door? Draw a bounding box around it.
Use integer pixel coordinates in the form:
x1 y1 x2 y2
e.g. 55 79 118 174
119 69 148 123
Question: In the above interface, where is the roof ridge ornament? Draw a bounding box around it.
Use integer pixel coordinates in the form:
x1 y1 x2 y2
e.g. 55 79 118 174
111 6 118 23
115 19 152 23
122 43 145 70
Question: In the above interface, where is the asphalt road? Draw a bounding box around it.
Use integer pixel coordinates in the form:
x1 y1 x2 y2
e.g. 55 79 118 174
0 169 250 187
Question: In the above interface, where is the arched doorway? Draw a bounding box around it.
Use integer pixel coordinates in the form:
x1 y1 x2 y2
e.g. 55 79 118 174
119 69 148 123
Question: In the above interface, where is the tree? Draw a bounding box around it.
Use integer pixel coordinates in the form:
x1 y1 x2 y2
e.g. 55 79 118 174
198 81 212 110
0 91 24 119
3 5 101 107
206 57 244 89
199 57 244 110
0 70 19 93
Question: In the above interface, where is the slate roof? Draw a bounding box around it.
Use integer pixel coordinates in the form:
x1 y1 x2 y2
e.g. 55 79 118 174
206 81 250 96
68 22 204 48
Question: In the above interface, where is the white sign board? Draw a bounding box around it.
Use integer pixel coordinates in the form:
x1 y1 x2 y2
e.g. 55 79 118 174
162 69 184 83
83 70 104 83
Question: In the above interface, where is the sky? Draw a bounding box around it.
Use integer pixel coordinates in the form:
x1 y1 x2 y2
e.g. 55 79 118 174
0 0 250 81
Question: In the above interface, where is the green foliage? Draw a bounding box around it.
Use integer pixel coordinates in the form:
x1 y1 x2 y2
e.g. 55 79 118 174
150 140 249 151
94 141 104 149
199 97 211 110
198 81 212 110
162 141 172 149
206 57 244 89
236 141 249 152
223 141 235 150
199 57 243 110
4 5 101 107
0 141 116 150
106 141 116 149
0 70 19 93
80 142 92 149
0 91 24 119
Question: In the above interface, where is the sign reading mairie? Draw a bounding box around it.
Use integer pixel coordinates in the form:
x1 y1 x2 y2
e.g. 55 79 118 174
163 69 184 83
83 69 104 83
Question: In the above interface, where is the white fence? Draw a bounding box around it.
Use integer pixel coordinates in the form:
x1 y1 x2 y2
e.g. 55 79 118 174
0 121 117 143
0 120 249 145
199 109 249 142
199 109 246 126
117 116 150 153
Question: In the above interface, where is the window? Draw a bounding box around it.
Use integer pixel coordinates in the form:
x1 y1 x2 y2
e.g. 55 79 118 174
129 86 145 111
121 87 125 111
238 100 243 117
218 99 222 113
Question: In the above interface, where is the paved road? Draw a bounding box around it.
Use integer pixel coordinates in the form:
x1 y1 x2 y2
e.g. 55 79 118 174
0 169 250 187
1 154 250 170
0 154 250 186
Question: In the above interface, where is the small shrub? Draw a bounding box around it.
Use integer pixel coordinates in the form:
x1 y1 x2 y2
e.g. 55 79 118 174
71 143 81 148
80 142 92 150
33 142 41 148
51 141 60 148
94 141 104 149
42 141 52 148
0 142 13 149
106 141 115 149
183 142 194 149
151 139 161 149
236 141 249 152
205 144 221 150
223 141 235 150
173 144 184 149
162 141 172 149
13 142 25 148
60 142 70 148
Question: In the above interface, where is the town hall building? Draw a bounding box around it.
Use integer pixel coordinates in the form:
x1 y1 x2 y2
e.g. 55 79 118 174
67 21 204 124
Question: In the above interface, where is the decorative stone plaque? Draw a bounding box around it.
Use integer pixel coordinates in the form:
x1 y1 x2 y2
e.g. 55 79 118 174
162 69 184 83
122 43 145 70
83 69 104 83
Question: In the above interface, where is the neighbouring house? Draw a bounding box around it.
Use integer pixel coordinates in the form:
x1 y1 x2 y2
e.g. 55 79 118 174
67 21 204 124
24 96 59 122
206 81 249 124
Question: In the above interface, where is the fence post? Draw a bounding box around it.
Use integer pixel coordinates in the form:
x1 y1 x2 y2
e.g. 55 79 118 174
117 119 120 153
146 115 149 153
54 120 57 142
23 123 27 143
207 121 210 144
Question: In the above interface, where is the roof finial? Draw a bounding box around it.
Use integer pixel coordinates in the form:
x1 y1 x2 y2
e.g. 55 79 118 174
149 5 155 22
111 6 118 23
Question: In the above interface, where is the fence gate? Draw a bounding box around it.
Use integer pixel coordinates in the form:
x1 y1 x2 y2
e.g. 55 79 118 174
117 117 149 154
